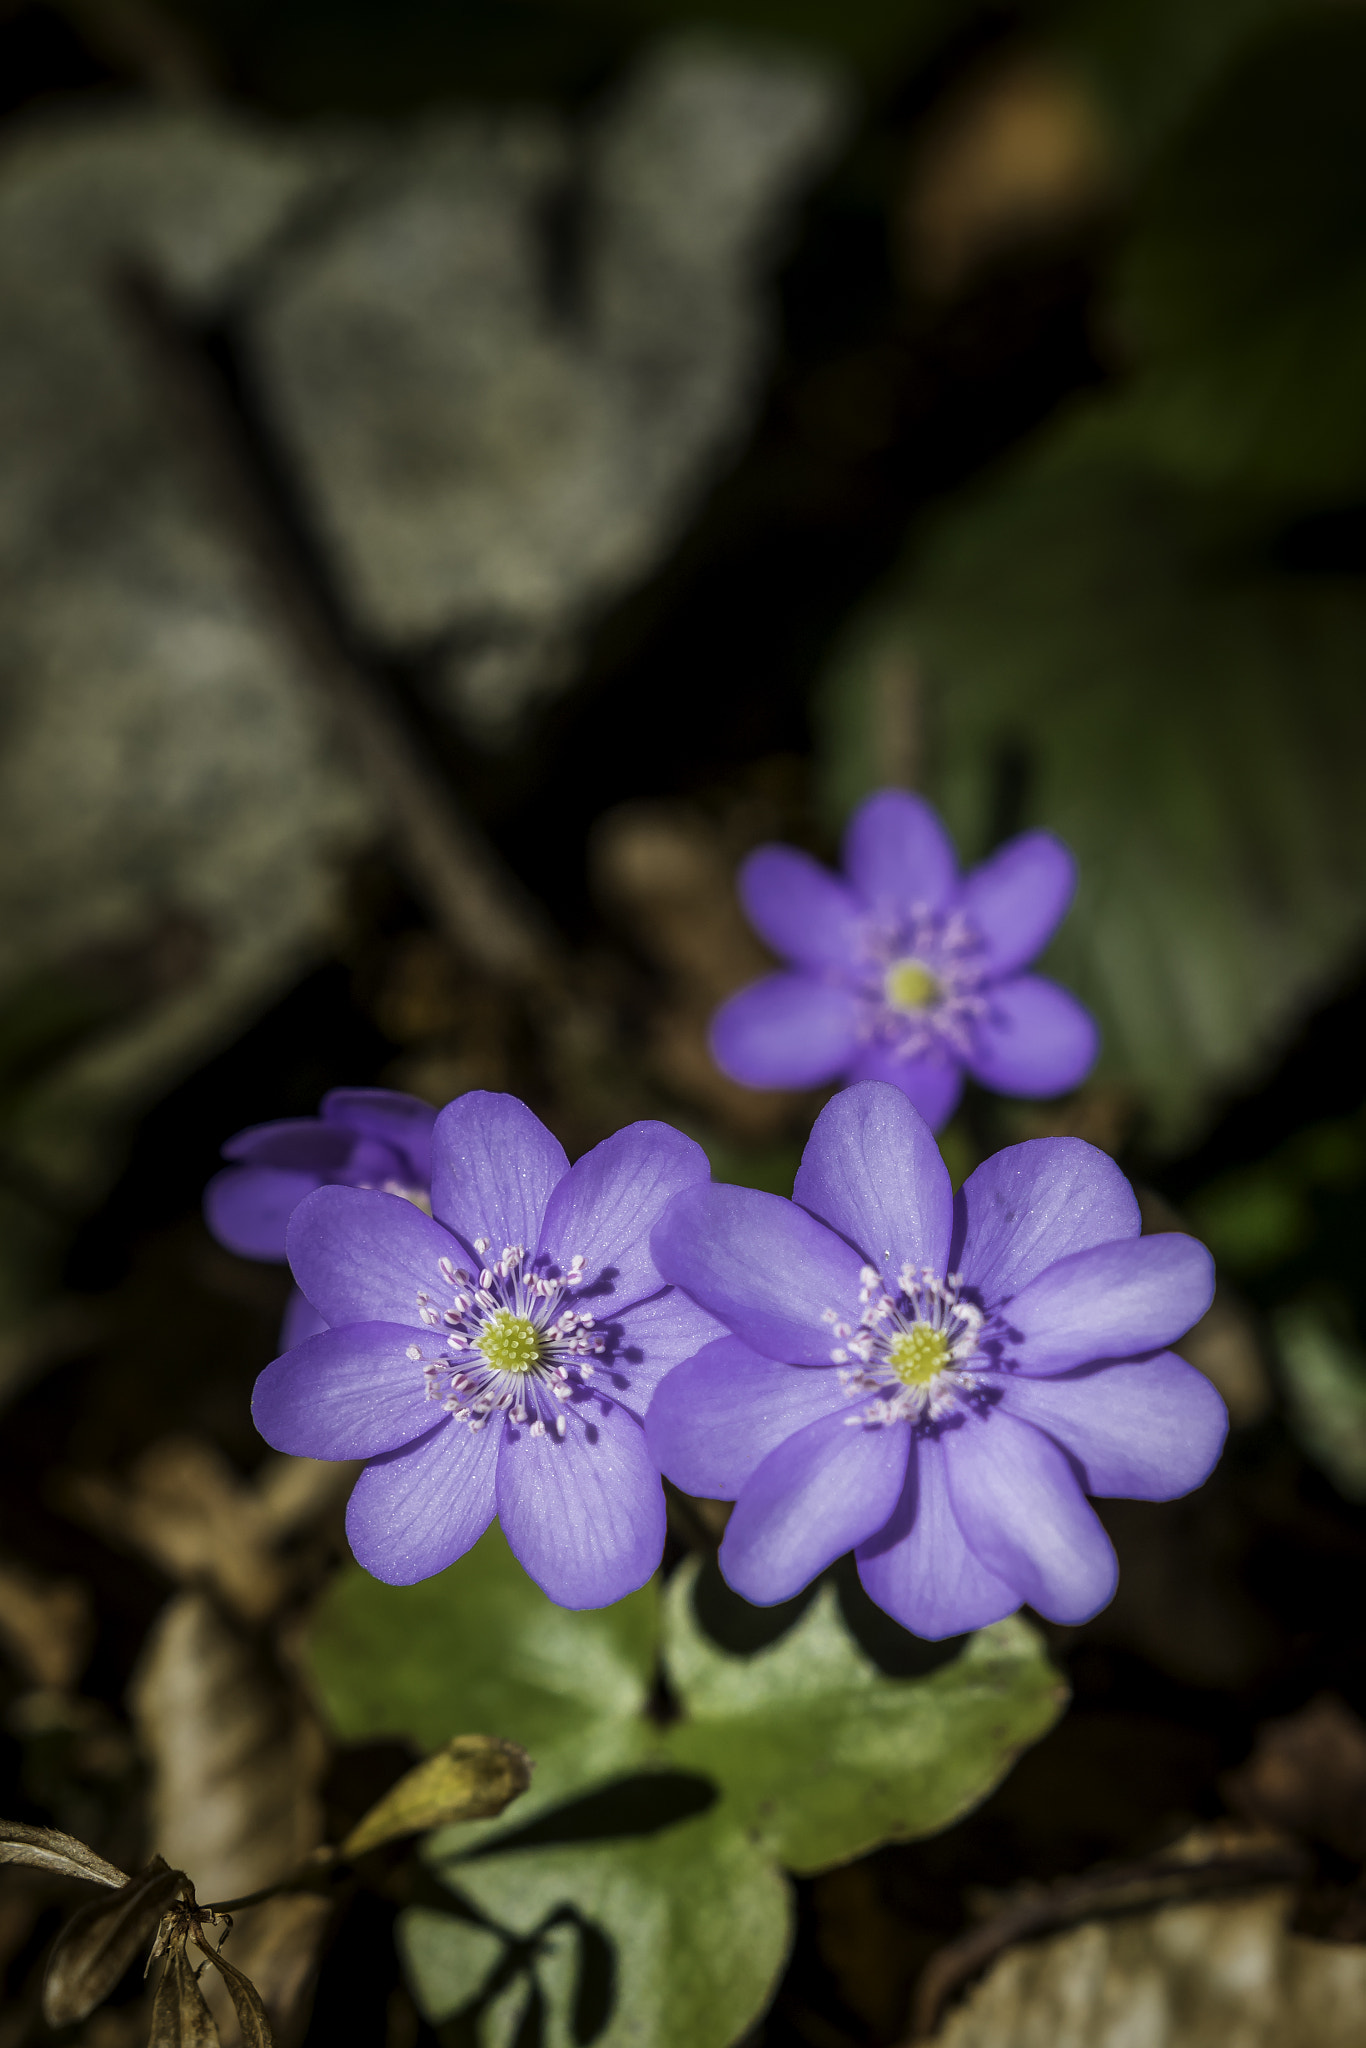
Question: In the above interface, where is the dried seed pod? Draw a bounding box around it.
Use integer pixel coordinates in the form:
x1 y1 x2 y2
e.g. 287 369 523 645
0 1818 127 1887
43 1856 189 2027
341 1735 532 1859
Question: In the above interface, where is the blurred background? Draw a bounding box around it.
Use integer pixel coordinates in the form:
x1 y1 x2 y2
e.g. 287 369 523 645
2 0 1366 2043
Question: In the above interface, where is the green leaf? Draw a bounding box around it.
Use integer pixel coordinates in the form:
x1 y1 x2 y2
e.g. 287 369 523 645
1042 0 1296 165
661 1568 1065 1874
1274 1303 1366 1503
309 1523 660 1817
1111 11 1366 502
816 443 1366 1148
422 1805 790 2048
397 1910 507 2028
310 1533 1065 2048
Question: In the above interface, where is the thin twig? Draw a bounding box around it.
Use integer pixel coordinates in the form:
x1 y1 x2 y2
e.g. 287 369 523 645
907 1839 1309 2040
112 267 559 993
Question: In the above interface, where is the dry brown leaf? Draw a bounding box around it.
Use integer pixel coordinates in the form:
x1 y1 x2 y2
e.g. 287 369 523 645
150 1942 221 2048
591 800 798 1136
59 1436 354 1625
0 1562 94 1691
341 1735 531 1859
1226 1695 1366 1863
930 1884 1366 2047
198 1941 273 2048
129 1592 328 2046
0 1820 126 1888
902 50 1114 298
43 1858 187 2027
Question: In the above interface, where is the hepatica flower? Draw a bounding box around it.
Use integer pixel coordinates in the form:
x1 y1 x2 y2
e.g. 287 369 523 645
206 1088 438 1344
251 1092 721 1606
647 1082 1224 1637
711 788 1099 1128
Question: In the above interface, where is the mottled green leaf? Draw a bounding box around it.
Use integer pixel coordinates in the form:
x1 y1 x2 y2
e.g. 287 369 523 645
817 445 1366 1148
661 1566 1065 1874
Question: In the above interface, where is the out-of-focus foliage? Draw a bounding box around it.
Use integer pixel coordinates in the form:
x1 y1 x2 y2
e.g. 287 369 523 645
1274 1304 1366 1505
308 1527 1064 2047
816 7 1366 1153
817 446 1366 1149
1111 12 1366 501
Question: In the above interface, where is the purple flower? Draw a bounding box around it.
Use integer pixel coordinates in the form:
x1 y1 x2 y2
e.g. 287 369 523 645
710 788 1099 1128
646 1082 1224 1638
205 1088 439 1346
251 1092 722 1607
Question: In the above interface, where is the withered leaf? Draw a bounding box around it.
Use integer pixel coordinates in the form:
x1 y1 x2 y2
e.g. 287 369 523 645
341 1736 532 1859
43 1855 188 2026
151 1941 221 2048
198 1938 274 2048
0 1817 127 1887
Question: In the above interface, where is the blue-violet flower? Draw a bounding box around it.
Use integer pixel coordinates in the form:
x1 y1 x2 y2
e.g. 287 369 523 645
710 787 1099 1128
205 1087 438 1346
251 1091 722 1606
646 1081 1224 1637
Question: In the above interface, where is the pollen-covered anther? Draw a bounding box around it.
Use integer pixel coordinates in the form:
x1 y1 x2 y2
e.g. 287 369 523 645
415 1238 602 1434
830 1263 988 1429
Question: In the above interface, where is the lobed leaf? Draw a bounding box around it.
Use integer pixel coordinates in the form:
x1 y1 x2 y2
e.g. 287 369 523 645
341 1736 532 1858
43 1857 188 2027
661 1565 1066 1874
308 1530 1067 2048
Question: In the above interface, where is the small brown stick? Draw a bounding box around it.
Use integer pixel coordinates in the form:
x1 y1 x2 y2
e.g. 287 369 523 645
907 1839 1309 2040
113 267 558 993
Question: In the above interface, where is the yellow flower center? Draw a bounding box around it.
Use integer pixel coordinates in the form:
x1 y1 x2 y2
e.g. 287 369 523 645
887 1325 951 1386
477 1310 543 1375
884 958 941 1015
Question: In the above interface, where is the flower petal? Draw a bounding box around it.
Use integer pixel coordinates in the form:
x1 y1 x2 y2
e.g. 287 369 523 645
720 1411 910 1604
346 1421 499 1585
710 975 860 1089
287 1186 459 1329
845 1046 965 1129
431 1091 567 1251
496 1395 666 1608
997 1352 1228 1499
597 1288 728 1419
280 1287 328 1348
651 1183 865 1364
645 1336 849 1497
537 1121 711 1313
252 1323 437 1458
222 1121 356 1172
955 1137 1141 1309
794 1080 952 1282
205 1164 320 1261
323 1087 437 1184
737 846 863 970
1006 1234 1215 1372
842 790 957 912
958 831 1076 978
942 1408 1118 1625
965 975 1099 1097
856 1433 1020 1639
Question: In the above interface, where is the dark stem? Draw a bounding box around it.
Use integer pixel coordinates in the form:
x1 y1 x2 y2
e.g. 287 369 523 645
906 1839 1310 2040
